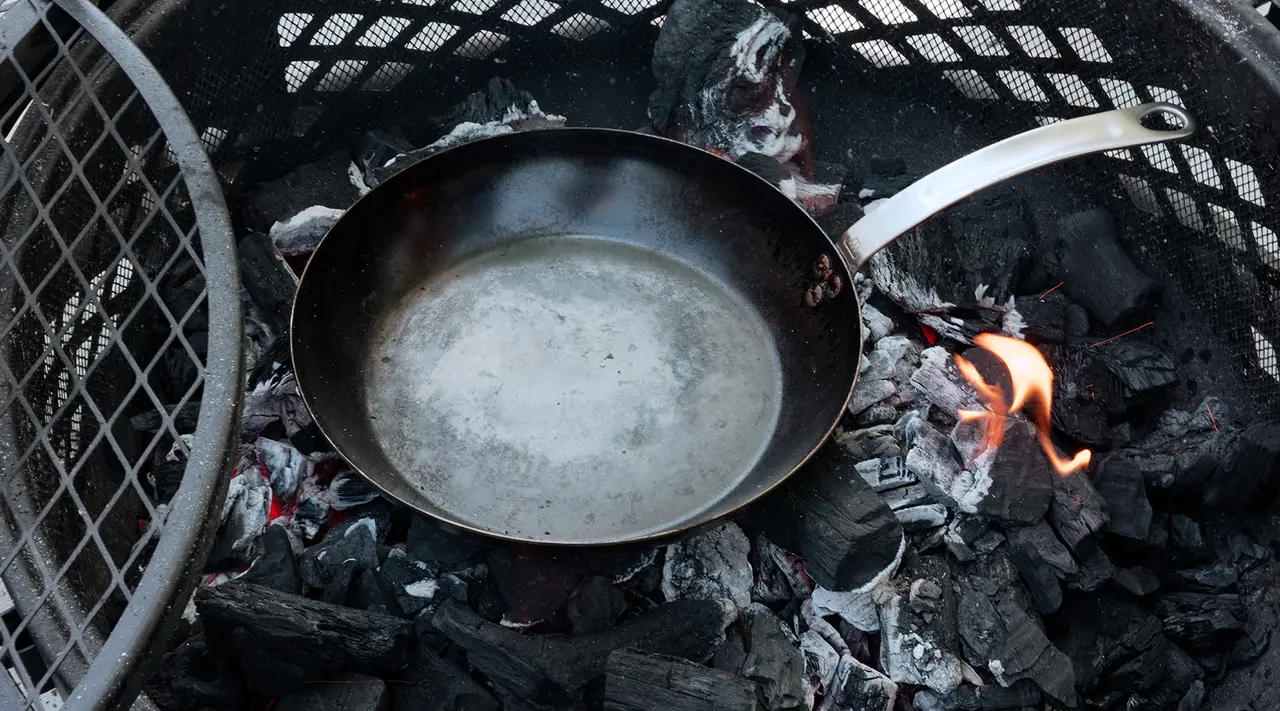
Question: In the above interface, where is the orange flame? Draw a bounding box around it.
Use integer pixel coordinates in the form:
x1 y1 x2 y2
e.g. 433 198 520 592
953 333 1092 475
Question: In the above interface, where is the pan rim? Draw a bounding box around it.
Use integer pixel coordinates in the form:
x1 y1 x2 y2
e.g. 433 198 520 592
289 126 864 547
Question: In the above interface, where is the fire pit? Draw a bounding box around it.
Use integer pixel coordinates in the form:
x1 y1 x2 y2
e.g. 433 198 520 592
9 0 1280 708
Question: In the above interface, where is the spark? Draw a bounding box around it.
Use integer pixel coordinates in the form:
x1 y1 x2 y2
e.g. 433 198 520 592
1207 403 1219 432
1038 281 1065 301
1089 321 1155 348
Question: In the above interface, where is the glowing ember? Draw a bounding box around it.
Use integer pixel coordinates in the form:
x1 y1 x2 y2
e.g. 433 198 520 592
953 333 1092 475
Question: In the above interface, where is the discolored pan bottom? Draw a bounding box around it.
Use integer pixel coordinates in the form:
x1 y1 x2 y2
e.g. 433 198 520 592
365 236 783 542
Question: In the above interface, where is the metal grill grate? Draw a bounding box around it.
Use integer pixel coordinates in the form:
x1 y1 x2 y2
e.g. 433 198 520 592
0 0 240 708
149 0 1280 408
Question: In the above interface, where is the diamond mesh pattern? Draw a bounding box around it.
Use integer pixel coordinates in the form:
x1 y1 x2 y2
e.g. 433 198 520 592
0 0 239 707
149 0 1280 406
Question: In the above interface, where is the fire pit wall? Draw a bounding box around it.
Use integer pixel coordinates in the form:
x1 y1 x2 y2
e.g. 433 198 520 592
119 0 1280 709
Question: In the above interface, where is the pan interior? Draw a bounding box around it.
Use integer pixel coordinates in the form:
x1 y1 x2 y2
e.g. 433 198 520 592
365 235 784 542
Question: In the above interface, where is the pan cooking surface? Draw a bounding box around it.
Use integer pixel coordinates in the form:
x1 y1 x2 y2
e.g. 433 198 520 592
365 235 783 541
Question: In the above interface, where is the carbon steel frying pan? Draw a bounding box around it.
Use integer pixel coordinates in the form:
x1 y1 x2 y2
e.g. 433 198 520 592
291 103 1193 546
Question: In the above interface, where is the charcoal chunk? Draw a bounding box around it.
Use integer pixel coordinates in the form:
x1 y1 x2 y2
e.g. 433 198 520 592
237 231 298 334
914 679 1041 711
879 556 965 695
602 649 758 711
743 439 903 592
300 521 379 588
1171 563 1238 593
1046 469 1109 556
661 523 752 610
1203 421 1280 509
321 558 359 605
1093 456 1152 540
822 654 897 711
1113 566 1160 597
1014 291 1089 344
733 604 807 710
1005 521 1075 614
145 631 245 710
196 582 414 696
1155 593 1244 651
432 598 731 708
275 672 387 711
408 515 488 569
1091 338 1177 400
1177 680 1205 711
240 524 301 594
568 576 627 635
1051 207 1159 327
1169 515 1211 563
390 645 499 711
244 151 360 232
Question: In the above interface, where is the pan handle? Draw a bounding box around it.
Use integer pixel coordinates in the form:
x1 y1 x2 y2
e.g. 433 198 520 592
836 102 1195 270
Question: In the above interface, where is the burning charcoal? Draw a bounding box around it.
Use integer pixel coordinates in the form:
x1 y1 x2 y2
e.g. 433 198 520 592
240 524 301 594
1091 338 1178 400
237 231 298 336
196 582 414 695
880 483 933 511
274 672 387 711
822 654 897 711
269 206 344 257
244 151 362 233
649 0 807 165
391 645 498 711
1113 567 1160 597
1155 592 1245 651
908 348 982 419
662 522 752 610
1093 455 1153 540
848 379 895 416
799 630 841 700
329 472 381 511
567 576 627 635
835 424 902 460
726 604 807 710
1041 346 1116 447
300 521 379 588
407 514 488 569
353 129 413 185
1046 469 1109 556
895 503 950 532
1013 292 1089 345
862 303 895 343
208 454 271 570
379 552 440 617
1005 521 1076 614
856 457 915 492
914 679 1042 711
744 440 904 592
602 649 758 711
972 530 1006 556
876 556 965 695
904 417 1052 526
956 565 1076 705
1050 208 1159 327
432 598 732 707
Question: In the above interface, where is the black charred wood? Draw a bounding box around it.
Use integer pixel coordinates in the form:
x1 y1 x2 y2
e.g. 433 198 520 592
943 189 1035 305
1065 547 1116 593
380 554 442 618
407 515 489 570
1112 566 1160 597
602 649 759 711
1042 345 1118 447
741 439 903 591
1155 593 1245 651
131 402 201 436
1015 292 1089 345
238 231 298 335
1170 563 1239 593
1091 338 1178 401
432 598 730 708
915 679 1041 711
390 645 499 711
1203 421 1280 509
1047 468 1109 557
321 558 358 606
1052 207 1159 327
440 77 541 130
1169 515 1212 564
240 524 301 595
301 523 380 589
145 631 246 711
1229 603 1276 668
1093 456 1153 540
195 582 414 696
568 576 628 636
1005 521 1075 614
275 673 388 711
732 604 807 710
243 151 360 233
353 568 402 615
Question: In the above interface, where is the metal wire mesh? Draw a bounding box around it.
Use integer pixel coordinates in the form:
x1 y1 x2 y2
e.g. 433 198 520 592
147 0 1280 414
0 0 240 708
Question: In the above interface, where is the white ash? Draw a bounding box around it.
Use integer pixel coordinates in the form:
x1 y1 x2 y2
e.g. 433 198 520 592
403 579 439 598
878 589 965 695
894 504 950 532
661 522 753 611
254 437 312 503
908 347 984 415
855 457 916 493
812 585 881 633
878 483 932 511
242 368 313 440
903 415 992 515
862 304 894 344
869 244 954 315
801 598 850 655
218 467 271 562
848 379 896 415
860 335 915 382
344 518 378 541
268 205 344 257
819 654 897 711
347 160 371 196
